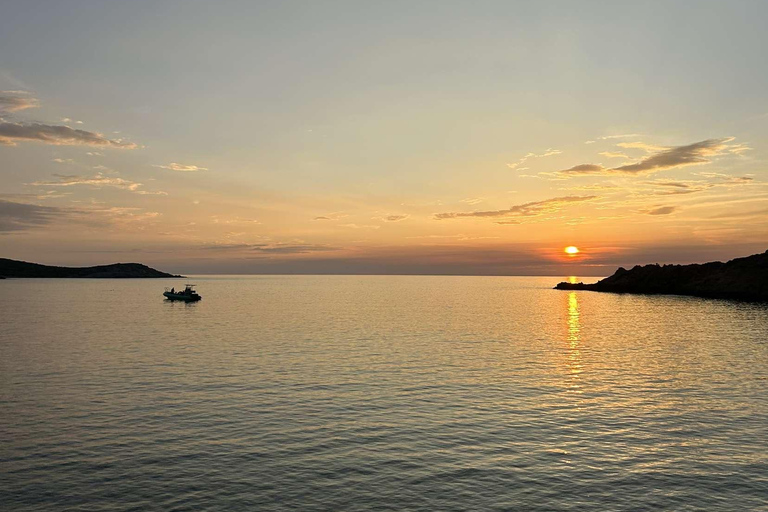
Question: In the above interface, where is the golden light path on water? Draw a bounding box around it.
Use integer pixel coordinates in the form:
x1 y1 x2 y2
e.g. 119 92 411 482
567 291 583 392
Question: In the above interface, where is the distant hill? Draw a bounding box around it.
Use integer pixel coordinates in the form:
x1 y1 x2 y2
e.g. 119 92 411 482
0 258 181 278
556 250 768 301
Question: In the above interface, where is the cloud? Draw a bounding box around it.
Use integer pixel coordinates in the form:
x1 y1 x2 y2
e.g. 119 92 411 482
341 223 380 229
507 148 561 169
614 138 747 174
558 163 606 175
0 91 39 113
135 190 169 196
0 199 60 232
643 205 677 215
614 141 665 152
405 234 501 241
201 243 337 255
376 214 410 222
628 175 755 197
0 198 166 234
434 195 597 223
0 191 69 201
598 151 630 159
32 173 141 191
558 138 742 177
642 179 715 196
723 176 754 184
210 215 260 225
695 173 754 185
0 122 137 148
460 197 485 205
312 212 348 221
153 162 208 172
30 173 165 195
598 134 641 140
709 207 768 219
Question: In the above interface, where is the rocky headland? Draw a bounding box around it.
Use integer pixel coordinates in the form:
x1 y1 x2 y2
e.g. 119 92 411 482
0 258 182 278
556 250 768 302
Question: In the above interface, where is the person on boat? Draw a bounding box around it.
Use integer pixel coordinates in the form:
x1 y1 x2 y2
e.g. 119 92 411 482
170 287 175 294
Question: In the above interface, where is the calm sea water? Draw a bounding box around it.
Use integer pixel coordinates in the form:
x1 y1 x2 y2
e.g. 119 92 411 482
1 276 767 511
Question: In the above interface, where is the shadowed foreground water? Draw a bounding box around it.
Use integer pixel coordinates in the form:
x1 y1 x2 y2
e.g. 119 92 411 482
1 276 767 511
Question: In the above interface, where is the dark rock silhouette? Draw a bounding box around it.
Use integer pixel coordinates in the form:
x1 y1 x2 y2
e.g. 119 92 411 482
0 258 182 278
556 250 768 301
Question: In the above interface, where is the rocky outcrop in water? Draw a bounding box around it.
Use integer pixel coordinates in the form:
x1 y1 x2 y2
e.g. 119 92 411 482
0 258 181 278
556 250 768 301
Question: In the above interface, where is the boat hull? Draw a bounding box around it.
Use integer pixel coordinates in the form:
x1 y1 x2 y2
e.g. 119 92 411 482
163 291 201 302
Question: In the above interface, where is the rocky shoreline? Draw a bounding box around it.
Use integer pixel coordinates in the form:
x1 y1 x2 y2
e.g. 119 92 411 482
556 250 768 302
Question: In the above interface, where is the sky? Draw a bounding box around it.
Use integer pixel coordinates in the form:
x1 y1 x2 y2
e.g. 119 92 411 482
1 0 767 275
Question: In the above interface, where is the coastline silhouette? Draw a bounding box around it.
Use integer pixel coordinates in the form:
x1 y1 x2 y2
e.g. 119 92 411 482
0 258 181 279
556 250 768 301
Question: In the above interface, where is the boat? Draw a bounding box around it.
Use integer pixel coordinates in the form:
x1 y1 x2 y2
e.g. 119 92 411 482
163 284 202 302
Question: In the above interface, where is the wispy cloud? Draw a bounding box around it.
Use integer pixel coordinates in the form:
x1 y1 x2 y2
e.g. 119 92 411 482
507 148 561 170
558 164 605 175
0 199 60 232
312 212 348 221
598 134 641 140
341 223 380 229
375 214 410 222
434 195 597 223
642 205 677 215
153 162 208 172
201 242 337 254
641 179 715 196
558 138 744 177
31 173 166 195
0 198 164 233
0 122 137 148
33 173 142 191
0 91 39 113
598 151 630 159
616 141 665 152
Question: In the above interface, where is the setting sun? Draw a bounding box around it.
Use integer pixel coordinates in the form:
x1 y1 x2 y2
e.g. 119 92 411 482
565 246 580 255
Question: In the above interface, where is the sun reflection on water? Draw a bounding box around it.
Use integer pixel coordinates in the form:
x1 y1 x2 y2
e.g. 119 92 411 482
566 292 583 390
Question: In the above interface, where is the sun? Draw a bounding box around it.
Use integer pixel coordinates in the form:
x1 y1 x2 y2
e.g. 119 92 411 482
564 246 580 256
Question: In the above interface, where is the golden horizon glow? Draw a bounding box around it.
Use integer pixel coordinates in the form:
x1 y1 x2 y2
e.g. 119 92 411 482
565 246 580 256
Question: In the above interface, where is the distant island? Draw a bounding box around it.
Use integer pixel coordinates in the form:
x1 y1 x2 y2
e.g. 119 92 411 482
556 250 768 302
0 258 182 278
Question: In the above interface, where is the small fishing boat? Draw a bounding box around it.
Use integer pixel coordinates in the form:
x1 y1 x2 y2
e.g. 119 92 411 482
163 284 201 302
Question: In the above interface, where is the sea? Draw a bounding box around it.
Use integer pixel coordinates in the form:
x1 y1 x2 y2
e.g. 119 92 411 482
1 276 767 511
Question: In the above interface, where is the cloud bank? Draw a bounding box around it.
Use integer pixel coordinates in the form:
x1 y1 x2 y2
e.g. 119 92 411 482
0 122 137 148
0 199 60 232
